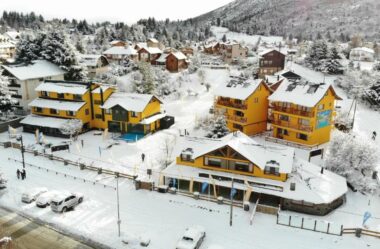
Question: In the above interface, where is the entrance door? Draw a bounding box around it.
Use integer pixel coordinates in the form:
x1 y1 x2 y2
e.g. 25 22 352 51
108 121 121 132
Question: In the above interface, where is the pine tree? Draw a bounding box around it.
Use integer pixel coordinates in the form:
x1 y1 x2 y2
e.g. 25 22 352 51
206 115 229 139
133 62 155 94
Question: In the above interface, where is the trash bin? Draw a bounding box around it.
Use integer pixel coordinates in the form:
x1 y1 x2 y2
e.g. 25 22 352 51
193 192 200 200
217 196 224 204
244 201 250 211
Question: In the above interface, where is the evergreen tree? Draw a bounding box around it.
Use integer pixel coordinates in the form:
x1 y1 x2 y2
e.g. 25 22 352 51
133 62 155 94
206 115 229 139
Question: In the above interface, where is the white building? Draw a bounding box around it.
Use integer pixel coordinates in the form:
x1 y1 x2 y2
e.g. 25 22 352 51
349 47 375 62
0 34 16 60
1 60 66 110
78 54 109 78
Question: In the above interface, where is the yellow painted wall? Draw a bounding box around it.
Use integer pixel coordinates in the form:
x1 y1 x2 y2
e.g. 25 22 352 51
215 82 270 136
272 88 337 146
176 152 287 182
90 87 114 129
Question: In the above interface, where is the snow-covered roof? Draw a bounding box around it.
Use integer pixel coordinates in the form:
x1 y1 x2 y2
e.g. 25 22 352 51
265 75 283 85
268 78 341 107
140 113 166 125
101 92 161 112
29 98 86 112
5 31 20 41
21 115 71 129
176 131 294 174
139 46 162 54
103 46 137 55
171 51 187 60
147 38 159 43
78 54 108 67
259 49 287 56
214 77 265 100
163 157 347 205
2 60 65 81
92 85 112 94
351 47 374 54
35 82 89 95
156 53 169 63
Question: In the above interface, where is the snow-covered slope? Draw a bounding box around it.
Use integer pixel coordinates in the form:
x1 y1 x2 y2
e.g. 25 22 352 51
193 0 380 40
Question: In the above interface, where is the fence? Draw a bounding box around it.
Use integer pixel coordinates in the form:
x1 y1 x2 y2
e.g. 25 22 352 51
277 211 343 236
265 136 319 151
0 117 24 133
342 228 380 239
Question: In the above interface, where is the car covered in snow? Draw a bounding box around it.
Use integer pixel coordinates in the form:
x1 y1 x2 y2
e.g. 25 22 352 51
21 187 48 203
0 173 7 189
176 225 206 249
36 190 60 208
50 192 84 213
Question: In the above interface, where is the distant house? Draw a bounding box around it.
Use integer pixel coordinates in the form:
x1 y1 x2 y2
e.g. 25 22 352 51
136 45 162 64
349 47 375 62
4 31 20 43
110 40 127 47
180 47 194 57
79 54 109 78
0 34 16 60
203 42 219 54
165 52 188 72
103 46 138 64
219 41 248 64
1 60 66 110
258 49 286 78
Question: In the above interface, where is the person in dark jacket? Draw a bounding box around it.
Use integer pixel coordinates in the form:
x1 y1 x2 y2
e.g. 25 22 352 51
16 169 20 179
21 169 26 180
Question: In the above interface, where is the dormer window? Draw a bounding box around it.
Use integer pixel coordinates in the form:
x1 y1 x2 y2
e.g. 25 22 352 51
57 93 64 99
181 148 194 162
41 91 48 97
264 160 280 176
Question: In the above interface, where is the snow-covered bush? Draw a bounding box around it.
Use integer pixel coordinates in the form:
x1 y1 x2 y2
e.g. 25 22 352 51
0 70 18 111
325 131 379 193
304 41 343 74
363 81 380 108
132 62 155 94
196 115 229 139
373 61 380 72
335 70 380 98
59 119 82 139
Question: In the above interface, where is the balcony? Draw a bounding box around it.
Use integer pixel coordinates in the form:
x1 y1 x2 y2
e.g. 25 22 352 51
271 105 315 118
226 115 247 124
271 119 313 133
215 99 248 110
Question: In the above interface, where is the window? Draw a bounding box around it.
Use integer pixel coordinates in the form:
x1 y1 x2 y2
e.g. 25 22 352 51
277 128 289 136
94 100 102 105
253 97 259 103
318 104 324 110
235 161 250 172
130 111 138 117
298 118 310 126
57 93 64 99
233 123 243 130
34 107 43 113
297 133 308 141
206 157 222 167
73 94 82 101
66 111 75 116
180 153 193 162
235 111 244 117
279 115 289 122
85 109 89 115
50 109 58 115
264 166 280 176
105 109 111 115
95 114 103 119
41 91 48 97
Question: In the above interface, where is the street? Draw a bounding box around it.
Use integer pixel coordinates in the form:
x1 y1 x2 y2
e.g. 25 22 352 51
0 207 93 249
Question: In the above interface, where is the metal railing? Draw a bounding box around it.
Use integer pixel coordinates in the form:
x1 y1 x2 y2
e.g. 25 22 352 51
215 99 248 110
271 119 313 132
271 106 315 118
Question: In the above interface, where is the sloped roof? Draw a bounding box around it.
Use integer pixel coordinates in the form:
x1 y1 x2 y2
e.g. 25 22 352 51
351 47 374 53
170 51 187 60
214 77 266 100
101 92 162 112
103 46 137 55
78 54 108 67
2 60 66 81
35 82 89 95
176 131 294 174
21 115 73 129
259 49 287 56
29 98 86 112
268 78 342 107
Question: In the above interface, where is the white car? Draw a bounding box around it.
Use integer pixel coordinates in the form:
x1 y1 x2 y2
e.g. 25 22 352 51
21 187 48 203
36 190 60 208
51 192 84 213
176 225 206 249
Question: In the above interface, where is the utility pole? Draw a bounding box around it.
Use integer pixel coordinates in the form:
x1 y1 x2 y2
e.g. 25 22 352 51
116 174 121 237
17 135 25 169
229 179 234 227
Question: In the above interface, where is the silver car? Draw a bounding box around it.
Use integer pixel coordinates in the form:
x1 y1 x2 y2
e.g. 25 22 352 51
51 192 84 213
21 187 48 203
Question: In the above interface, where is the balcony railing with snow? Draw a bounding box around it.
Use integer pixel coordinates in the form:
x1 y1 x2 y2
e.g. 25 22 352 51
271 105 315 118
271 119 313 132
215 99 248 110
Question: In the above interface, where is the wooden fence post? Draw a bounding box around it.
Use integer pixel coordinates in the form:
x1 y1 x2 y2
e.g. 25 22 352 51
301 218 304 229
289 215 291 226
327 222 330 234
314 220 317 231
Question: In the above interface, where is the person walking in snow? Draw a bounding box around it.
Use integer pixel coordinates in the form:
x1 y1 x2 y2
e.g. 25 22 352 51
21 169 26 180
141 153 145 162
16 169 20 180
372 131 377 140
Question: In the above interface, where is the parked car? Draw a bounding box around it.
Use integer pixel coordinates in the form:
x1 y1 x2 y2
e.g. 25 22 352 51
0 173 7 189
51 192 84 213
176 225 206 249
36 190 60 208
21 187 48 203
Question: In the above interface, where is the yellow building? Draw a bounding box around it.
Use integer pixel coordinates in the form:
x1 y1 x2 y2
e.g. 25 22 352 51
214 77 271 136
21 81 170 137
101 92 164 134
268 79 342 146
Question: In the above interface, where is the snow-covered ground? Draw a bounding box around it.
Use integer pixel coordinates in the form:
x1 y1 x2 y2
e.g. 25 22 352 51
211 26 283 46
1 64 380 248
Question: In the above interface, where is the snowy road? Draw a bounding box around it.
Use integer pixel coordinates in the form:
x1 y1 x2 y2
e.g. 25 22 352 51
0 207 93 249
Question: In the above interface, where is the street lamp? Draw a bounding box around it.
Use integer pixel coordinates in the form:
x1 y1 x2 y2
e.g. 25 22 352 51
16 135 25 169
116 173 121 237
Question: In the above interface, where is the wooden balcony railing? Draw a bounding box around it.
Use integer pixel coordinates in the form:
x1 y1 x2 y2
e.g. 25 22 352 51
215 100 248 110
271 105 315 118
271 119 313 132
226 115 247 124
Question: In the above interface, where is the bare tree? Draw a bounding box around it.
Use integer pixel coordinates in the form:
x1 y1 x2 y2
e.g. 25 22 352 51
159 134 176 169
59 119 83 140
